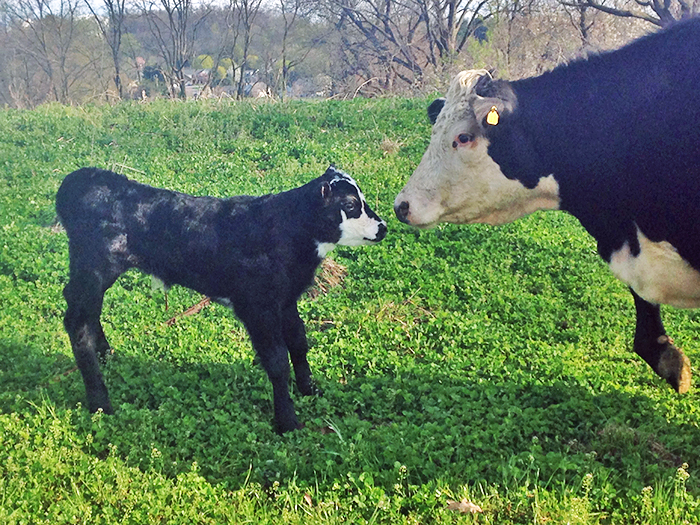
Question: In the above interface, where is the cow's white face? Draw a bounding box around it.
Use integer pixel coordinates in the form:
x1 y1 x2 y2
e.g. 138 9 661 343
394 70 560 228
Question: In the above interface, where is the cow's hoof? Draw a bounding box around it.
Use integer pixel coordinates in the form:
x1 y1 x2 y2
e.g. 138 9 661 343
657 341 691 394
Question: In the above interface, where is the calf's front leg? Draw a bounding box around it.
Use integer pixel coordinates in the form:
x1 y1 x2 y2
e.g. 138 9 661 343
631 289 691 393
281 303 316 396
242 310 301 433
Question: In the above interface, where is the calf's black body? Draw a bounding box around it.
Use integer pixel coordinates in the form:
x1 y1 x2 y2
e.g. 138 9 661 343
56 166 386 432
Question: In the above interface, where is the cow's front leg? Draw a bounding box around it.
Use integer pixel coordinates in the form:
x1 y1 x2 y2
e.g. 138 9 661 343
281 303 317 396
242 310 301 433
631 289 691 393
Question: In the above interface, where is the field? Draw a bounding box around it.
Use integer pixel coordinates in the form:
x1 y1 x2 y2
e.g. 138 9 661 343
1 99 699 524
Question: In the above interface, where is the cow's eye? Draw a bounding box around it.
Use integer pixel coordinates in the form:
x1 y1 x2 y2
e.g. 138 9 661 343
452 133 474 148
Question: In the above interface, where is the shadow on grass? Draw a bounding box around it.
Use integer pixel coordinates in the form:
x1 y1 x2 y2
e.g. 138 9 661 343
2 332 700 499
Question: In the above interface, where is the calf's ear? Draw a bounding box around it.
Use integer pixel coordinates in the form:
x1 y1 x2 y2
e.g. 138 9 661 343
321 181 332 201
472 77 516 129
427 98 445 125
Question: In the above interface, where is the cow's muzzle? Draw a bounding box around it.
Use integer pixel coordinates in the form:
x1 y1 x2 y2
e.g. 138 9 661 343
394 201 410 224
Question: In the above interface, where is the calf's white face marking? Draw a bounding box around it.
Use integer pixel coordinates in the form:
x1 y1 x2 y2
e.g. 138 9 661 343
337 184 384 247
315 168 387 258
395 69 560 227
610 228 700 308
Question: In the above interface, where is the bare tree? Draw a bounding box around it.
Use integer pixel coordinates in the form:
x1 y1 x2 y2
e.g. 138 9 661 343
5 0 84 104
490 0 539 74
194 1 244 96
0 3 15 106
559 0 596 47
197 3 234 95
139 0 211 98
321 0 428 90
84 0 127 99
277 0 316 99
235 0 263 99
417 0 494 66
570 0 699 27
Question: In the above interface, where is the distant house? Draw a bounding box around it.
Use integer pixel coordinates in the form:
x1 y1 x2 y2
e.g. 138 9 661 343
248 82 271 98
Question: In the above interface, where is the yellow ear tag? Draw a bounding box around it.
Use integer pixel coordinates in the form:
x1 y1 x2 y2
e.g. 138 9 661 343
486 106 499 125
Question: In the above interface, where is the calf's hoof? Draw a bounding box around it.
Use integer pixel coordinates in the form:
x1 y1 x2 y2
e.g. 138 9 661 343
656 337 691 394
276 417 303 434
296 379 322 397
88 400 114 415
86 388 114 415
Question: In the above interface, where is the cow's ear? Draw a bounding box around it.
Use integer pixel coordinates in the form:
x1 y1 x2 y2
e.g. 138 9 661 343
321 181 332 201
427 98 445 125
472 77 516 129
474 73 499 98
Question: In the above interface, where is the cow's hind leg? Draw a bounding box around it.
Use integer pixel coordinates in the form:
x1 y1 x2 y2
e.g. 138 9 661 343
63 264 120 414
631 289 691 393
281 303 316 396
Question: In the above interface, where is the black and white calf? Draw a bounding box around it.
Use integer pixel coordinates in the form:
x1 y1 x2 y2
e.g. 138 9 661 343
395 19 700 392
57 166 387 432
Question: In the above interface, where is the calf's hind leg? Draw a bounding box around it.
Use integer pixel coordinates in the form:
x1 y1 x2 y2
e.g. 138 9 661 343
631 289 691 393
63 264 119 414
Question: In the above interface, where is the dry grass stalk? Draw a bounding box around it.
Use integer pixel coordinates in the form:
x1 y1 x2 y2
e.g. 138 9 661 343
165 297 211 326
306 258 348 299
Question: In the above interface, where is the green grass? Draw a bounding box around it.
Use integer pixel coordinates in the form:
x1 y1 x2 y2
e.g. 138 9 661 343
1 98 699 523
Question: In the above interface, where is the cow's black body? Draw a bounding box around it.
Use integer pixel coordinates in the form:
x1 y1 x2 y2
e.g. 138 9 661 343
481 18 700 268
398 19 700 392
474 19 700 390
56 166 386 432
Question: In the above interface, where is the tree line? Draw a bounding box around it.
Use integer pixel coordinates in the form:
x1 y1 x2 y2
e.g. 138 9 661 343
0 0 696 108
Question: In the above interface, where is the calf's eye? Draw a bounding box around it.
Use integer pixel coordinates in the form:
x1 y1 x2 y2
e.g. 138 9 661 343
343 201 358 213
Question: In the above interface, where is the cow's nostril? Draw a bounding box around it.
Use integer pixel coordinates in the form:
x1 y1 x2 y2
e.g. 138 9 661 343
377 222 388 240
395 201 410 223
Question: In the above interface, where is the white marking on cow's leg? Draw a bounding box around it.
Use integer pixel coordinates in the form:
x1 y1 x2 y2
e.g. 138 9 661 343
609 228 700 308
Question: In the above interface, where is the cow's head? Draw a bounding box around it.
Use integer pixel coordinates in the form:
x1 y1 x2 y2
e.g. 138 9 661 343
394 70 560 228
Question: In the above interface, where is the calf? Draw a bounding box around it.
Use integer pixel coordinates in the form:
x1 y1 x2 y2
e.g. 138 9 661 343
395 19 700 392
57 166 387 433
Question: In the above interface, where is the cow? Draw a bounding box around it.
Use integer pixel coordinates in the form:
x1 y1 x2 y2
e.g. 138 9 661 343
394 18 700 393
56 166 387 433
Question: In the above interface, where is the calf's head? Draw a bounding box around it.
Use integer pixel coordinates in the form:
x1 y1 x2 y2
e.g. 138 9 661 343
394 70 560 228
314 166 387 257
